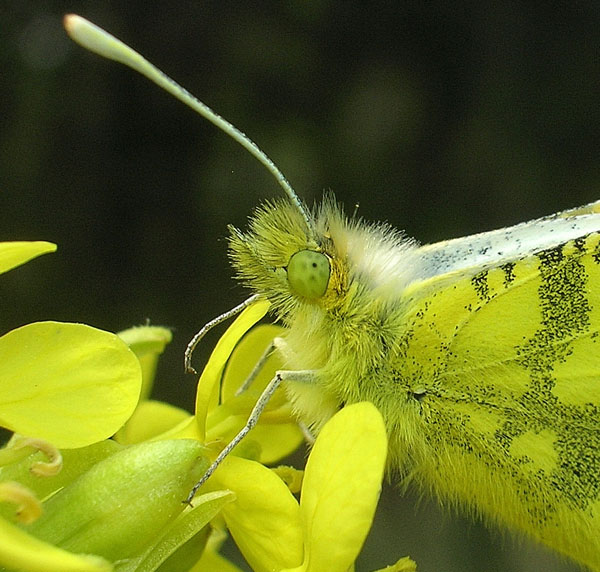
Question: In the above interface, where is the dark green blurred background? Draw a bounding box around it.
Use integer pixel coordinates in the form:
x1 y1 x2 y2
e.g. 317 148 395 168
3 2 600 571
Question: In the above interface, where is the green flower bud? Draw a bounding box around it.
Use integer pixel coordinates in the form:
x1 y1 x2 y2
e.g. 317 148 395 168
27 439 208 561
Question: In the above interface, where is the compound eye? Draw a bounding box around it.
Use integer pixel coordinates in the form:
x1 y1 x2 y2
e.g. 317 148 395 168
287 250 330 299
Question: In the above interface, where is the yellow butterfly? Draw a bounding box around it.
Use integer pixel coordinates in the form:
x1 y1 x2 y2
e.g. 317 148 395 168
66 15 600 571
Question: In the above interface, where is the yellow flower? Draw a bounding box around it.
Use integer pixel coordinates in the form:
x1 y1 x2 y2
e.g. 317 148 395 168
208 402 388 572
0 241 143 448
116 299 303 466
0 241 144 571
287 402 388 572
0 242 408 570
114 297 404 571
0 321 142 448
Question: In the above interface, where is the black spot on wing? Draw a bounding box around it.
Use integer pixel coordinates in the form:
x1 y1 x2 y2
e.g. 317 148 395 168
501 262 516 288
471 270 490 302
515 244 590 375
553 407 600 508
593 238 600 264
573 236 586 253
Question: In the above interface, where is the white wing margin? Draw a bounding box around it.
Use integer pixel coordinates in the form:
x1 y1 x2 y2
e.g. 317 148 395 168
415 199 600 282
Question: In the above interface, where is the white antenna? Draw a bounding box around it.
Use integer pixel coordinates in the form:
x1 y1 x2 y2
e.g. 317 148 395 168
63 14 312 228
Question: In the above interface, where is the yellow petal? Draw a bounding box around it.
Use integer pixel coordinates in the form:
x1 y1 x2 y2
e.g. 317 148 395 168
0 322 141 448
215 323 303 463
221 324 285 400
239 422 303 464
195 299 270 440
153 414 203 441
210 455 303 572
206 401 303 464
114 399 191 444
292 402 388 572
0 241 56 275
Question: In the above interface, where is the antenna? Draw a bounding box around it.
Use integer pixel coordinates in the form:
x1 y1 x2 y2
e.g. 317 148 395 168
63 14 313 228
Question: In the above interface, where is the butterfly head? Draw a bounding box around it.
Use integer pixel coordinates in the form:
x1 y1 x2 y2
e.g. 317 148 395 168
228 198 349 319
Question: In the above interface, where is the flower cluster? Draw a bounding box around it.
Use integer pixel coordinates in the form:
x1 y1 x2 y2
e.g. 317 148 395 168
0 241 414 571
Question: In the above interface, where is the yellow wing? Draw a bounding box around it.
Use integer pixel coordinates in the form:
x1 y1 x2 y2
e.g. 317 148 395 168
390 232 600 571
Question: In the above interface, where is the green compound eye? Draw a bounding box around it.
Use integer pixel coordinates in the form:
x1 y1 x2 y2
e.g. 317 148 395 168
287 250 331 299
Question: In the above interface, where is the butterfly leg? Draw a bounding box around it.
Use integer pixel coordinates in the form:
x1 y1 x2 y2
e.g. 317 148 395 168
185 368 315 505
184 294 261 374
298 421 316 444
235 336 289 395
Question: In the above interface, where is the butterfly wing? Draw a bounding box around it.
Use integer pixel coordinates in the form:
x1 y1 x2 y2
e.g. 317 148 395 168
391 231 600 570
415 201 600 282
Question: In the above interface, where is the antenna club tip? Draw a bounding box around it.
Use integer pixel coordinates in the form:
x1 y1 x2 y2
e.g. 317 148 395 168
63 14 132 67
63 14 84 37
